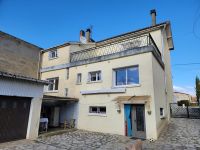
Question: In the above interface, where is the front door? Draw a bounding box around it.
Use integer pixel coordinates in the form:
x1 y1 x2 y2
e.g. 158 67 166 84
132 104 146 139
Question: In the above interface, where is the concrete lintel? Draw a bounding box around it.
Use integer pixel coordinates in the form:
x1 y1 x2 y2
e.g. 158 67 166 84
80 88 126 95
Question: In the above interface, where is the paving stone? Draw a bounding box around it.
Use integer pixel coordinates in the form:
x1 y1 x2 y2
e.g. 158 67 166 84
1 118 200 149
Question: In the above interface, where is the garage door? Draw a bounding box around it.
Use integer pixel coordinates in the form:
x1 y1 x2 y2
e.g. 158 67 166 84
0 96 31 143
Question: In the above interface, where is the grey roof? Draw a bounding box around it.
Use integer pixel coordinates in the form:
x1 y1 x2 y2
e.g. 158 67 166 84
0 71 49 85
43 21 173 52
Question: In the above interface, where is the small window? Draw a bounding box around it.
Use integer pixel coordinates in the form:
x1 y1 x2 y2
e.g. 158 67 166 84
47 77 59 91
160 108 164 117
65 88 68 96
114 66 139 86
49 50 58 59
89 106 106 114
88 71 101 82
66 68 69 80
77 73 82 84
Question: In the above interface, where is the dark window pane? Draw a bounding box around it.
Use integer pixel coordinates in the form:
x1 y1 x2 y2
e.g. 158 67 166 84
136 105 144 131
127 67 139 84
160 108 164 116
90 107 98 113
116 69 126 85
48 79 54 91
55 78 59 90
90 73 97 81
97 72 101 81
99 107 106 114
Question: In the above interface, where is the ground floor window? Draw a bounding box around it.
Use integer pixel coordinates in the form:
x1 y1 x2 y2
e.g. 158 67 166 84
160 108 164 117
89 106 106 114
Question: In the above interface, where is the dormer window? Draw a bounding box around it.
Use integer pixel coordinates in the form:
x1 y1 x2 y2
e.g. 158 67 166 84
49 50 58 59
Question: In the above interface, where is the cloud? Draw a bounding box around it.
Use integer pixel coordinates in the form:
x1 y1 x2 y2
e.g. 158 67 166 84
173 85 195 96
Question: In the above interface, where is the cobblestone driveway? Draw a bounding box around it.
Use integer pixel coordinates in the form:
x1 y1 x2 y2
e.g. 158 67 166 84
1 118 200 150
143 118 200 150
0 130 133 150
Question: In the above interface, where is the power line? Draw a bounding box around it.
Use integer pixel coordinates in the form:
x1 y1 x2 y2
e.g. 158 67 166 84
173 63 200 66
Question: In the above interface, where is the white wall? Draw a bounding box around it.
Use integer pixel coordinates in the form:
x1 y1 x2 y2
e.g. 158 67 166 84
26 97 42 139
0 78 44 98
60 102 78 127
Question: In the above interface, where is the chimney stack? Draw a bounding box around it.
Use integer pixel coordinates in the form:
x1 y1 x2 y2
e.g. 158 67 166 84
86 28 91 43
150 9 156 26
80 30 85 42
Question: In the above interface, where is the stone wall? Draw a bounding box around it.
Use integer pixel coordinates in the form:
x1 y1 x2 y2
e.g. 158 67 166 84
0 31 41 78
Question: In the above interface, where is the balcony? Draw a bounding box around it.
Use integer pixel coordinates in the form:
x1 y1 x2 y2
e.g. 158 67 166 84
70 34 161 64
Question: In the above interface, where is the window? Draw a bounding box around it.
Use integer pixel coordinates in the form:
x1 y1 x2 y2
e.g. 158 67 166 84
89 106 106 114
114 66 139 86
77 73 82 84
47 77 59 91
88 71 101 82
160 108 164 117
49 50 58 59
65 88 68 96
66 68 69 80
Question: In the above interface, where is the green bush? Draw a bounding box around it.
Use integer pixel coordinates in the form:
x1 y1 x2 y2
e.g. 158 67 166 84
177 100 190 106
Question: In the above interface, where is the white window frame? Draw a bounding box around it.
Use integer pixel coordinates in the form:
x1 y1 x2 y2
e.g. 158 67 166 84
48 50 58 60
76 73 82 84
113 65 139 87
88 71 102 83
89 106 106 116
46 77 59 92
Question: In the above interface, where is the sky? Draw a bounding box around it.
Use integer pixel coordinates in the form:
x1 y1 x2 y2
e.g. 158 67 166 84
0 0 200 95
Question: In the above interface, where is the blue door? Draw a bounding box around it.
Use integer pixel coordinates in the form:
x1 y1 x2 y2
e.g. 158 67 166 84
124 104 132 136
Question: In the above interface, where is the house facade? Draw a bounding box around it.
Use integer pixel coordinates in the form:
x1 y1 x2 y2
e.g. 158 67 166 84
0 31 47 142
173 91 192 103
40 10 174 140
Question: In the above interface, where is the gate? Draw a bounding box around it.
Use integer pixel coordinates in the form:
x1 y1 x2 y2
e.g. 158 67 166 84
170 103 200 119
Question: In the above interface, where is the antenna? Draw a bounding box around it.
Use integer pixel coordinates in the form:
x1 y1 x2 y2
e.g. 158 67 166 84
89 25 93 38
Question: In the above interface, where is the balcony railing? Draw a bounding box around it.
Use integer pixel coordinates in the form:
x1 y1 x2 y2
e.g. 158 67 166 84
70 34 161 63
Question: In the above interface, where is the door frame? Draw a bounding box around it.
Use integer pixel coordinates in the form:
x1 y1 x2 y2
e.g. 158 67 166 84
124 104 146 139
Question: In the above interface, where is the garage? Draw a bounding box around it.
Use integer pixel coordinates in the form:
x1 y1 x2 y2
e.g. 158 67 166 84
0 96 31 143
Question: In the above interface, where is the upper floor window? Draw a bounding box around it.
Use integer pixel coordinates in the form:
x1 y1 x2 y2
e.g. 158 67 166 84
88 71 101 82
114 66 139 86
49 50 58 59
47 77 59 91
77 73 82 84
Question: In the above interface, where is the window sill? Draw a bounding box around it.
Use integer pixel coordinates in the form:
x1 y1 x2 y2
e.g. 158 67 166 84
88 113 107 117
48 57 58 60
160 116 166 119
76 83 82 85
87 80 102 84
45 90 58 93
112 84 140 88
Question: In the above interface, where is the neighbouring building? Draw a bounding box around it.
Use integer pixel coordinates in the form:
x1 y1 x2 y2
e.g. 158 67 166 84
173 91 192 103
0 31 47 142
40 10 174 140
